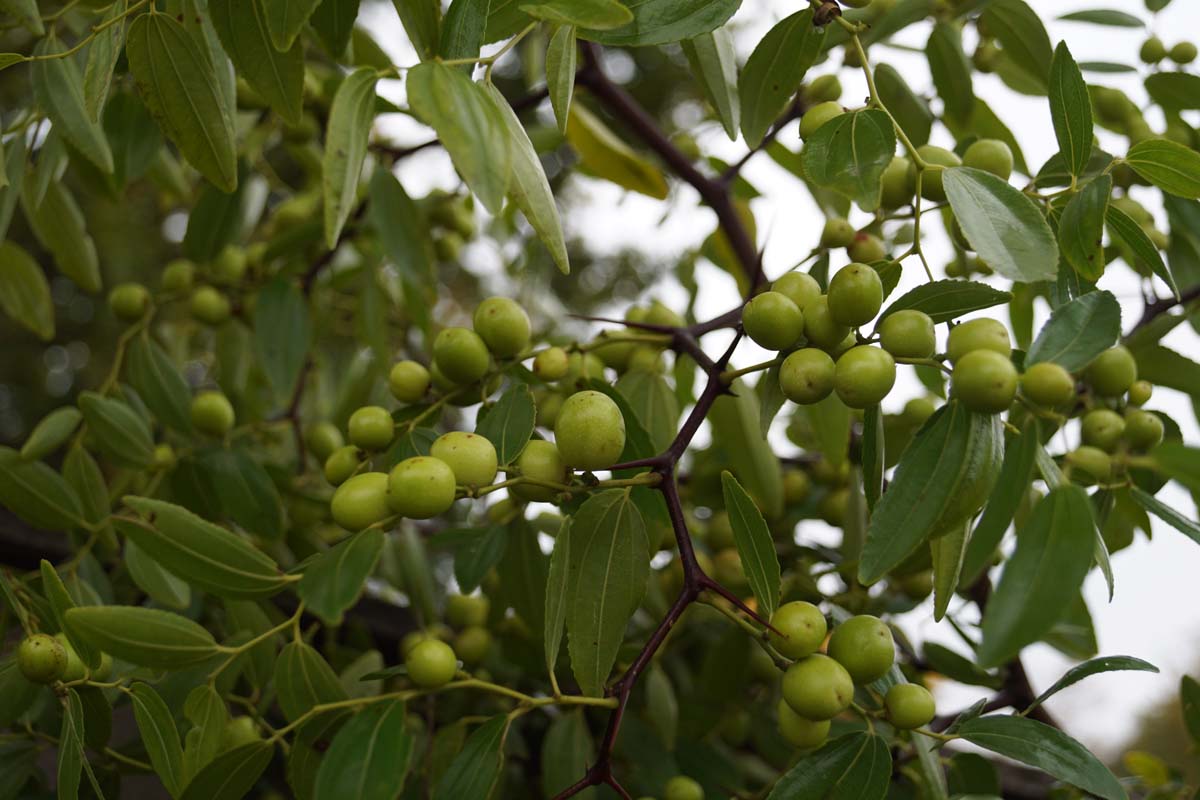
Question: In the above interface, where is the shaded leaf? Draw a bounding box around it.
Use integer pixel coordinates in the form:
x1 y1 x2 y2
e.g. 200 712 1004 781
298 530 385 625
323 67 377 247
210 0 304 123
720 471 780 619
66 605 219 669
1025 289 1120 371
738 10 825 147
0 242 53 340
801 110 896 212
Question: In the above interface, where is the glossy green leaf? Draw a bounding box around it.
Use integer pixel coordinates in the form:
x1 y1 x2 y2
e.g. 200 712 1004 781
943 96 1031 176
721 471 780 619
681 28 739 141
767 731 892 800
180 741 275 800
77 391 154 468
739 10 825 147
1059 9 1143 27
1027 655 1158 714
931 519 969 621
255 278 312 397
276 642 349 722
980 0 1053 93
436 525 507 593
1026 289 1120 371
709 380 783 518
127 11 238 192
475 382 537 465
861 405 884 511
210 0 304 123
0 447 83 531
0 241 53 341
31 36 114 173
298 530 385 625
1049 42 1093 178
961 419 1039 586
83 0 128 121
20 408 80 462
126 539 192 609
544 517 570 677
1130 486 1200 547
1108 205 1178 298
978 485 1097 667
314 699 412 800
879 279 1012 325
432 715 508 800
943 167 1059 282
182 177 246 262
580 0 738 46
521 0 631 28
20 178 101 294
121 496 288 598
323 67 377 247
1145 71 1200 110
801 109 896 212
566 102 668 198
262 0 323 50
874 63 933 148
615 369 679 452
1059 176 1111 280
66 605 219 669
927 22 974 122
130 683 185 797
1125 138 1200 199
958 716 1126 800
125 335 193 433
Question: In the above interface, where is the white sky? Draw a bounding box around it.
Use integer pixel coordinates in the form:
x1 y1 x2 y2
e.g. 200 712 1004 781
361 0 1200 756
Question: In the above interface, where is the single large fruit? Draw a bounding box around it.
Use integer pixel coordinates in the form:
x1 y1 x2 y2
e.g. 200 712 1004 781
431 432 498 487
1124 409 1164 450
820 217 856 249
827 615 895 684
17 633 67 684
1021 362 1075 407
885 683 936 730
324 445 361 486
533 347 570 381
946 318 1011 363
913 145 962 202
1128 380 1153 406
780 348 836 404
1080 408 1125 452
782 654 854 720
952 350 1018 413
880 156 914 209
803 296 852 352
348 405 395 451
1085 346 1137 397
191 391 235 436
778 699 831 749
743 291 804 351
846 233 886 265
331 472 391 530
388 457 457 518
879 310 935 359
663 775 705 800
769 601 827 659
963 138 1014 180
306 422 344 462
772 272 822 311
828 264 883 327
555 390 626 470
446 594 490 628
406 639 457 688
799 101 843 139
108 283 150 322
1170 41 1198 65
473 297 531 357
1140 35 1167 63
433 327 491 385
834 346 896 408
389 361 431 403
512 440 569 501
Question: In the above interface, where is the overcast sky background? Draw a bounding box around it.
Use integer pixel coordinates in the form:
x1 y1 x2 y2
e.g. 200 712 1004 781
361 0 1200 757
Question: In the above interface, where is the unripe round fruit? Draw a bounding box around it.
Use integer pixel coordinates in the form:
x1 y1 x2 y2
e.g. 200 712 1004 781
780 348 836 405
827 615 895 684
973 40 999 72
433 233 463 262
447 594 490 628
828 264 883 327
880 156 914 209
1140 36 1167 63
952 350 1018 413
778 699 831 749
348 405 395 451
627 347 664 373
782 654 855 720
962 139 1014 180
555 390 626 470
769 601 827 660
406 639 457 688
388 456 457 518
743 291 804 351
191 391 235 436
820 217 856 249
783 468 812 504
189 286 231 326
805 74 842 104
1123 409 1164 450
512 440 569 501
707 511 735 549
885 684 936 730
847 233 887 265
473 297 531 358
562 351 606 386
1128 380 1153 406
331 472 391 530
1085 346 1138 397
212 245 248 285
947 318 1011 363
819 487 849 526
306 422 344 462
772 272 822 311
534 347 570 381
454 626 492 665
17 633 67 684
903 397 937 426
161 259 195 293
1081 409 1125 452
712 548 745 589
1021 362 1076 407
1066 446 1112 482
644 300 686 328
591 331 637 371
1170 41 1198 65
432 327 491 385
799 101 844 140
431 432 498 487
222 717 262 750
834 346 896 409
913 145 962 202
389 361 431 403
536 390 564 428
803 296 852 352
664 775 705 800
324 445 361 486
153 443 177 469
54 633 87 682
879 310 935 359
108 283 150 322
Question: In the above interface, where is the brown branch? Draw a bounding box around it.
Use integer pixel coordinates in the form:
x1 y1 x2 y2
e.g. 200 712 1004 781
1128 282 1200 337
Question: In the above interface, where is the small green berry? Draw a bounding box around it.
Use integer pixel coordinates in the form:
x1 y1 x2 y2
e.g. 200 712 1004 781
743 291 804 351
348 406 395 451
389 361 431 404
387 456 457 519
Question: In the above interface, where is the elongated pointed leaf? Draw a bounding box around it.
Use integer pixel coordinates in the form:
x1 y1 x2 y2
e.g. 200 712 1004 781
126 539 192 609
180 741 274 800
767 731 892 800
681 28 739 141
314 699 412 800
440 0 488 64
565 103 668 199
1125 138 1200 199
546 25 577 134
21 408 82 462
32 36 114 173
0 241 53 340
262 0 323 50
432 715 508 800
475 382 537 465
0 447 83 531
199 448 285 540
40 560 100 668
210 0 304 123
738 10 824 147
1049 42 1093 177
1058 176 1111 281
1025 289 1120 371
580 0 739 47
1130 486 1200 546
83 0 128 121
391 0 441 60
961 419 1039 586
20 178 101 294
521 0 631 29
66 605 219 669
879 279 1011 325
276 642 349 722
1107 204 1178 299
801 110 896 212
298 530 385 625
130 683 185 797
980 0 1053 93
720 471 780 619
1026 655 1158 715
931 519 969 621
323 68 376 247
544 517 570 677
927 22 974 123
254 278 312 397
125 335 193 433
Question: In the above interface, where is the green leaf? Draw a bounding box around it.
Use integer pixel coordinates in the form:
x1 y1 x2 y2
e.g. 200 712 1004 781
20 178 101 294
0 0 42 35
77 391 155 469
943 166 1059 283
275 642 349 722
254 278 312 398
126 539 192 609
310 0 361 57
923 642 1002 689
1080 61 1137 74
1027 655 1158 715
980 0 1053 93
720 471 780 619
546 24 577 135
926 22 974 123
120 496 288 598
755 362 787 440
874 63 933 148
1130 486 1200 547
367 168 435 305
130 683 185 798
541 710 595 800
83 0 128 121
931 519 969 621
32 36 114 173
978 485 1097 667
767 731 892 800
125 335 193 433
182 684 227 782
0 661 36 729
262 0 323 50
57 689 99 800
435 525 507 593
1145 71 1200 111
738 10 825 147
565 102 668 199
566 489 649 696
127 11 238 192
0 137 27 238
1059 9 1143 27
0 447 83 531
391 0 441 59
475 383 537 465
199 448 285 540
801 109 896 212
1026 289 1120 371
323 67 377 247
1049 42 1093 178
497 517 549 636
859 403 1003 584
580 0 738 46
879 279 1011 325
861 406 884 510
433 716 508 800
961 419 1039 586
179 741 275 800
615 369 679 452
1183 676 1200 744
66 605 219 669
958 716 1126 800
63 448 109 529
210 0 305 123
40 560 101 668
314 699 412 800
709 380 783 518
1108 204 1178 299
21 409 81 463
681 28 739 141
544 517 570 678
1059 176 1111 280
1125 138 1200 199
182 178 246 262
485 83 569 273
298 530 385 625
521 0 631 29
0 241 53 341
440 0 488 64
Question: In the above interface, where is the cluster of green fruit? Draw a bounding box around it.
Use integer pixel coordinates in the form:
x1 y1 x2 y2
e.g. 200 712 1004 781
426 191 478 263
15 632 112 685
1139 36 1197 66
395 594 494 691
